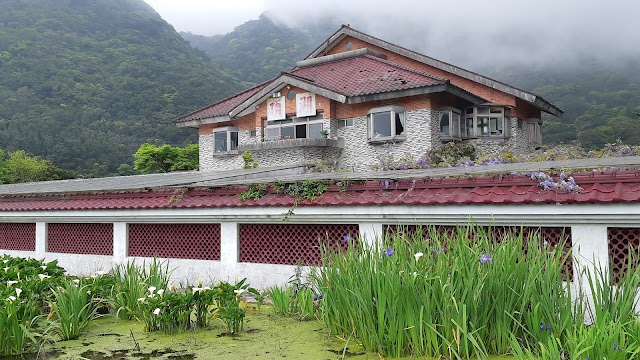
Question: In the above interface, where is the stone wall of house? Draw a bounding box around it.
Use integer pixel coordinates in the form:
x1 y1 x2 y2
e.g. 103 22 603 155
200 130 253 171
337 109 438 171
473 118 535 160
253 147 342 168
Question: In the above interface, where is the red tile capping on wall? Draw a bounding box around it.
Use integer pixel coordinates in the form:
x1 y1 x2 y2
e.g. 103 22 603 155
1 171 640 211
128 224 221 260
48 223 113 255
0 223 36 251
239 223 359 265
608 227 640 284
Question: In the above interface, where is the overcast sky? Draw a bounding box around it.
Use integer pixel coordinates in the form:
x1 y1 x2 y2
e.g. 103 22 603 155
144 0 640 67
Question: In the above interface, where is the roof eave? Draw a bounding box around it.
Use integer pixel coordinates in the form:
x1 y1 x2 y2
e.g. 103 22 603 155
345 83 486 105
175 115 231 128
533 97 564 118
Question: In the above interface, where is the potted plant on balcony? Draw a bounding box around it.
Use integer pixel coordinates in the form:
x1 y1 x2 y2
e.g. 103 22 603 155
320 130 329 139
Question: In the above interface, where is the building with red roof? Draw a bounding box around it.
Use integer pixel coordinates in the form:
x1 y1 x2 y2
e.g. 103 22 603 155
174 25 563 172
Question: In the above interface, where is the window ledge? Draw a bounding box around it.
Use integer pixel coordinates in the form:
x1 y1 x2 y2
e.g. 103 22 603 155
368 135 406 144
212 150 240 157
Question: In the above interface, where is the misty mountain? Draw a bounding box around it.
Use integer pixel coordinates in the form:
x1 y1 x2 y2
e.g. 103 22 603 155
182 14 640 149
181 15 338 83
0 0 244 174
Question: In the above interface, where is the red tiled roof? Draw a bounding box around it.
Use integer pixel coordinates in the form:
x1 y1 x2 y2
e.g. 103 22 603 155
289 55 446 97
173 80 272 123
1 171 639 211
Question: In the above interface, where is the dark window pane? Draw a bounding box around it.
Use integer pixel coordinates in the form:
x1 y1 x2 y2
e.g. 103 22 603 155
230 132 238 150
372 112 391 137
440 112 450 134
395 112 404 135
214 132 227 152
295 124 307 139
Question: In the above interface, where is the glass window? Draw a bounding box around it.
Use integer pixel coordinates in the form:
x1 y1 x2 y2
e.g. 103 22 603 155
309 123 323 138
462 107 505 138
372 112 392 137
367 106 405 140
214 132 227 152
230 131 238 150
213 128 238 152
440 112 450 134
265 112 324 140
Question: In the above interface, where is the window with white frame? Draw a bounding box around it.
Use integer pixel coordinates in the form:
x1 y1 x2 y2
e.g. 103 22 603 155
213 126 239 153
368 105 406 141
336 119 354 129
464 106 506 137
265 113 324 140
439 108 462 139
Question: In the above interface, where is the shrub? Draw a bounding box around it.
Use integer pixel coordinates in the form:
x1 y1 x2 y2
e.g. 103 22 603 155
427 142 476 165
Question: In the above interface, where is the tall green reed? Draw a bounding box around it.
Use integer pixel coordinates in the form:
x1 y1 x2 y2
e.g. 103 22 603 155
48 282 98 340
316 224 574 359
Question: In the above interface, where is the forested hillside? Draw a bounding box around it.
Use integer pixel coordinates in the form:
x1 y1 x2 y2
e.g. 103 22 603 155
0 0 244 175
183 16 640 149
180 15 338 83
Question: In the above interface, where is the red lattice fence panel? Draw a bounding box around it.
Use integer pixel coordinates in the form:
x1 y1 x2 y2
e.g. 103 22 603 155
608 227 640 284
128 224 221 260
0 223 36 251
239 224 359 265
384 224 573 280
48 223 113 255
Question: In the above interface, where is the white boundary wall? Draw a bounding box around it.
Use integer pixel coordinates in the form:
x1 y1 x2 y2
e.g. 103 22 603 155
0 203 638 290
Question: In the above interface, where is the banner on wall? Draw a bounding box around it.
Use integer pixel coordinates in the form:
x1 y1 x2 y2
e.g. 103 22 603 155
267 96 285 121
296 92 316 117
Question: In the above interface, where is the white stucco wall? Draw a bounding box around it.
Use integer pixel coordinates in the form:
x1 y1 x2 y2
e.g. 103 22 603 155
2 203 640 294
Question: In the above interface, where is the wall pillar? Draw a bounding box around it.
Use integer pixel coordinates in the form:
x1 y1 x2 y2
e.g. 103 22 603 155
220 222 239 265
35 222 47 258
571 224 609 323
359 223 383 250
113 222 128 265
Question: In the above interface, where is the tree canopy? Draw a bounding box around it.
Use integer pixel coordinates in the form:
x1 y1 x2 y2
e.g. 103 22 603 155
133 143 198 173
0 0 244 175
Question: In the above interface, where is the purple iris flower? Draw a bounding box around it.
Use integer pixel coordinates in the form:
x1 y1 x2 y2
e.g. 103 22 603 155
385 248 394 257
343 235 351 243
480 253 492 264
433 248 445 253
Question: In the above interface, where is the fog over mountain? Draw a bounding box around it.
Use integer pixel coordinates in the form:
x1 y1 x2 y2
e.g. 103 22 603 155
261 0 639 69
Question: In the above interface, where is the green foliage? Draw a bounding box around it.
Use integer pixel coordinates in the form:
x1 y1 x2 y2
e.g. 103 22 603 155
49 282 98 341
0 0 244 174
112 258 171 320
0 149 74 184
241 150 259 169
282 180 328 202
182 15 338 83
0 255 68 355
133 143 198 173
238 184 268 201
316 224 579 359
427 142 476 165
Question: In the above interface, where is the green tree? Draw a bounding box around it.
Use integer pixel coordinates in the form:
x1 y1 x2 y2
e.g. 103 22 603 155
133 143 198 174
0 149 74 184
